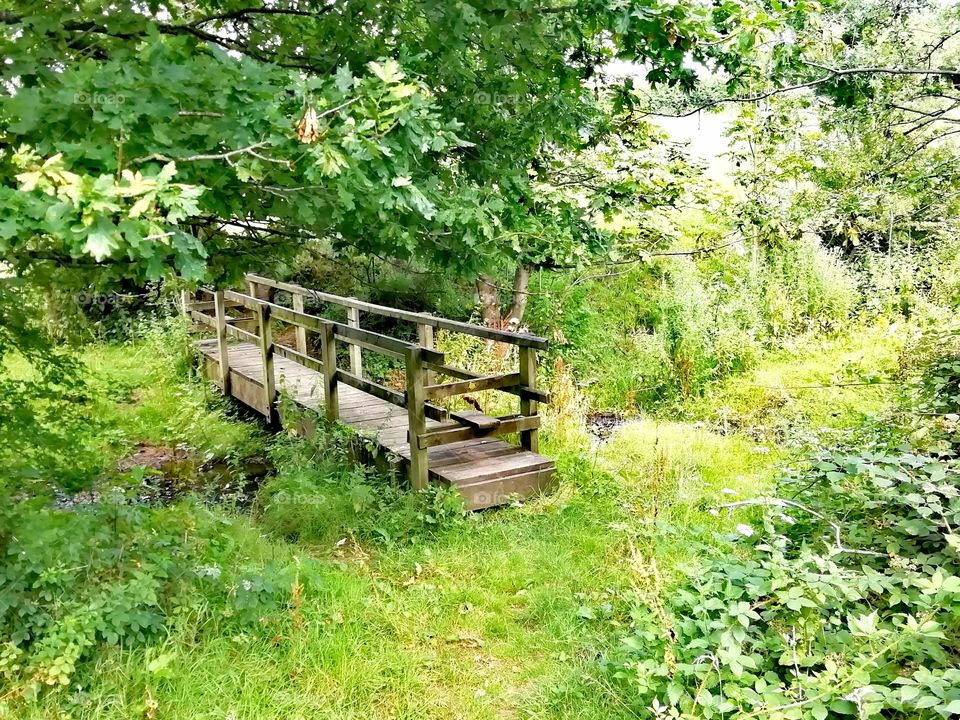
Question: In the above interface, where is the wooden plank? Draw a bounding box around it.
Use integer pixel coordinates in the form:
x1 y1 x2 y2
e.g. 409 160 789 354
189 299 244 313
450 410 501 432
321 322 338 423
213 291 231 393
425 373 521 400
519 345 539 453
189 309 215 327
224 291 446 365
350 410 408 428
224 323 260 344
334 323 444 365
335 370 448 422
427 440 523 466
453 467 555 510
423 361 478 381
405 346 428 491
292 292 308 355
422 362 548 403
346 305 362 377
417 321 435 386
416 415 540 449
245 274 549 349
275 343 323 374
336 369 404 407
256 303 278 425
438 452 553 484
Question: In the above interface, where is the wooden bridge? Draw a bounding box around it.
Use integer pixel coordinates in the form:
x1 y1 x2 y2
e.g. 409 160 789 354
184 275 554 509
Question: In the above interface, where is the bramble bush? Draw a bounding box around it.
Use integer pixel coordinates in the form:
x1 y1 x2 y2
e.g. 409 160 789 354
609 434 960 719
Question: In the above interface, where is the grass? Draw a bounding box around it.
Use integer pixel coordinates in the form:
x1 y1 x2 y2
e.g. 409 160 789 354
3 315 908 720
80 321 265 462
673 319 906 444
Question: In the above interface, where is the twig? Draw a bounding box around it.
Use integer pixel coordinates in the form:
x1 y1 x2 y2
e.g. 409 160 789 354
133 141 280 165
717 497 886 557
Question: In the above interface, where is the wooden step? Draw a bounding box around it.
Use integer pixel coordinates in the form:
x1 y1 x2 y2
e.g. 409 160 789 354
450 410 500 432
449 464 556 510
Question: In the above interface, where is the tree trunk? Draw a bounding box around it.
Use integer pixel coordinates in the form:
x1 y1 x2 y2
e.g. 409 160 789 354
476 266 532 331
504 264 531 330
477 274 502 328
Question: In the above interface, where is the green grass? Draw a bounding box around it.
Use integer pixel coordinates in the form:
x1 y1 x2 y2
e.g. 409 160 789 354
673 319 905 441
79 324 265 462
3 316 908 720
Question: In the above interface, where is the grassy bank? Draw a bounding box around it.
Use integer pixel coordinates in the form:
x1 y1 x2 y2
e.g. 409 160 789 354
2 315 912 719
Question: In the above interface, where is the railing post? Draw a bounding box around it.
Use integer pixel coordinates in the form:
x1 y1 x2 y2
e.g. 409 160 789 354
180 289 192 319
404 345 429 491
255 302 278 425
292 291 308 355
213 290 231 393
519 346 539 452
346 304 362 377
321 321 339 423
417 320 435 387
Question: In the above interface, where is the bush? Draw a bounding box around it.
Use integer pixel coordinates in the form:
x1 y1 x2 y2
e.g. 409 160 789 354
900 322 960 422
764 234 859 336
258 421 467 547
608 439 960 719
0 486 302 699
523 231 860 415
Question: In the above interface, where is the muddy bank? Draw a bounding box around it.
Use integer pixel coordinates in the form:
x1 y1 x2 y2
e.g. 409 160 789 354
55 444 274 510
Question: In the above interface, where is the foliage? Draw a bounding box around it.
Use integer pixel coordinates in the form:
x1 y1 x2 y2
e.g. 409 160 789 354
259 413 467 547
0 0 799 290
0 279 97 486
721 0 960 276
0 489 303 698
897 320 960 447
610 434 960 719
524 225 859 413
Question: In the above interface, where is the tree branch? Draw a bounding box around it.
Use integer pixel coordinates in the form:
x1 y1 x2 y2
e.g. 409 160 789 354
645 63 960 118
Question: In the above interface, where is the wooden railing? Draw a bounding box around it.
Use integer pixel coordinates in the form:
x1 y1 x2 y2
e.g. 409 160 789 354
184 274 549 490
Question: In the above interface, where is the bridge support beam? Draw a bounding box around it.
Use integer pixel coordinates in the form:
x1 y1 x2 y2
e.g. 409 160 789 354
256 303 278 426
214 290 231 394
519 346 539 452
405 345 428 491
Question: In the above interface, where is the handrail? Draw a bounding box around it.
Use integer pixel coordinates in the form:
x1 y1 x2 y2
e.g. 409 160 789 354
245 273 549 350
222 290 445 364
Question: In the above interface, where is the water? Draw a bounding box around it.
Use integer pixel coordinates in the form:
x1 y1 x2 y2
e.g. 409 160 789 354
54 445 274 510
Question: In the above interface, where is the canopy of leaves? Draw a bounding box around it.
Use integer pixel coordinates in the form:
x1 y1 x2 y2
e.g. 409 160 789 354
1 0 805 287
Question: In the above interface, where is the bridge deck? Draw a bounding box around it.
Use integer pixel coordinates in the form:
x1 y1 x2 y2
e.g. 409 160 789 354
195 340 555 509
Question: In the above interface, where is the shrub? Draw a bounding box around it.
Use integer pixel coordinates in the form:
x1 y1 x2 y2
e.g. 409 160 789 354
764 234 859 336
899 322 960 422
258 421 467 546
0 487 301 699
608 440 960 719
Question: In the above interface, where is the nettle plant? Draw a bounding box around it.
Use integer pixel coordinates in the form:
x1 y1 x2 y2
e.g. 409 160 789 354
611 442 960 719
